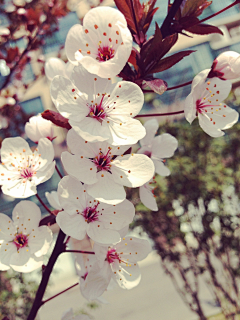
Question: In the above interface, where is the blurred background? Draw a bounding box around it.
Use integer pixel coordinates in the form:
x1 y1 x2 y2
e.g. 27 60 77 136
1 0 240 319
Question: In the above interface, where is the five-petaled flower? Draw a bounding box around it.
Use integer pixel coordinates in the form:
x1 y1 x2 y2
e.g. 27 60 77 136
61 129 155 205
51 65 146 145
0 201 52 272
185 69 239 137
65 6 132 78
0 137 55 198
81 236 151 300
56 175 135 244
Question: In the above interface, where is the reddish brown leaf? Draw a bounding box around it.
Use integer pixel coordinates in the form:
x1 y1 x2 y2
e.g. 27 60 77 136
147 50 194 74
181 0 212 18
41 110 71 130
186 23 223 35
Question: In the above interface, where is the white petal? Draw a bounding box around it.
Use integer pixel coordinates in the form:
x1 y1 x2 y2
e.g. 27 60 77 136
152 159 170 176
61 152 98 184
0 241 16 266
45 191 62 210
51 75 89 121
57 175 87 214
139 184 158 211
1 137 32 164
112 154 155 187
45 58 66 81
113 263 141 289
0 213 15 241
28 226 52 257
151 133 178 159
107 118 146 146
86 173 126 205
12 200 41 233
100 199 135 230
56 211 87 240
87 223 121 244
10 252 43 273
116 236 152 262
140 119 159 147
81 261 112 300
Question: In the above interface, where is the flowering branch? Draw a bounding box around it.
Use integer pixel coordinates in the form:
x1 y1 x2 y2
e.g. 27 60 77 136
41 282 79 305
27 229 66 320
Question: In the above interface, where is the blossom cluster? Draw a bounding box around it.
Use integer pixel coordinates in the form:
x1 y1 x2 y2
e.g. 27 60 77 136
0 3 240 317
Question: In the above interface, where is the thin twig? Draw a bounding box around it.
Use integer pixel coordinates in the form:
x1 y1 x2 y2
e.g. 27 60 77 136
64 249 95 255
55 164 63 179
36 193 52 214
199 1 238 24
41 282 79 305
135 110 184 118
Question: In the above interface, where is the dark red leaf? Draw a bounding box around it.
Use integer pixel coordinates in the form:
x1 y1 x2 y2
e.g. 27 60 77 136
147 50 194 74
186 23 223 35
181 0 212 18
41 110 71 130
114 0 138 34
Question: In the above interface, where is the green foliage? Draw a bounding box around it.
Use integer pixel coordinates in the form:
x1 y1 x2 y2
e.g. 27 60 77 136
0 270 38 320
132 117 240 260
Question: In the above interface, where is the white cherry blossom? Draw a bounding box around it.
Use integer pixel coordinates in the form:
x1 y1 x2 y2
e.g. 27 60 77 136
208 51 240 80
138 119 178 176
185 69 239 137
82 237 151 300
0 201 52 272
139 177 158 212
51 65 146 145
56 175 135 244
61 129 155 205
0 137 55 198
65 6 132 78
45 58 75 81
25 114 55 143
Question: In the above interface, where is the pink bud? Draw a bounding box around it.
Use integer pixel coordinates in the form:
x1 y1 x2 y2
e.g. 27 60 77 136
208 51 240 80
145 79 168 95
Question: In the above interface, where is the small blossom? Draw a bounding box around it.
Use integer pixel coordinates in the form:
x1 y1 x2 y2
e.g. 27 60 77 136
45 58 75 81
82 237 151 300
65 6 132 78
56 175 135 244
25 114 55 143
208 51 240 80
0 200 53 272
138 119 178 176
51 65 146 145
0 137 55 198
185 69 239 137
61 129 155 205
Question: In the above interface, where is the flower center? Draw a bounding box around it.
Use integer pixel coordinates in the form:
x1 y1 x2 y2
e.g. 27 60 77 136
20 167 34 179
81 272 88 281
88 95 107 123
106 248 121 264
82 203 99 223
13 233 28 250
97 45 115 62
196 99 206 114
91 149 112 173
